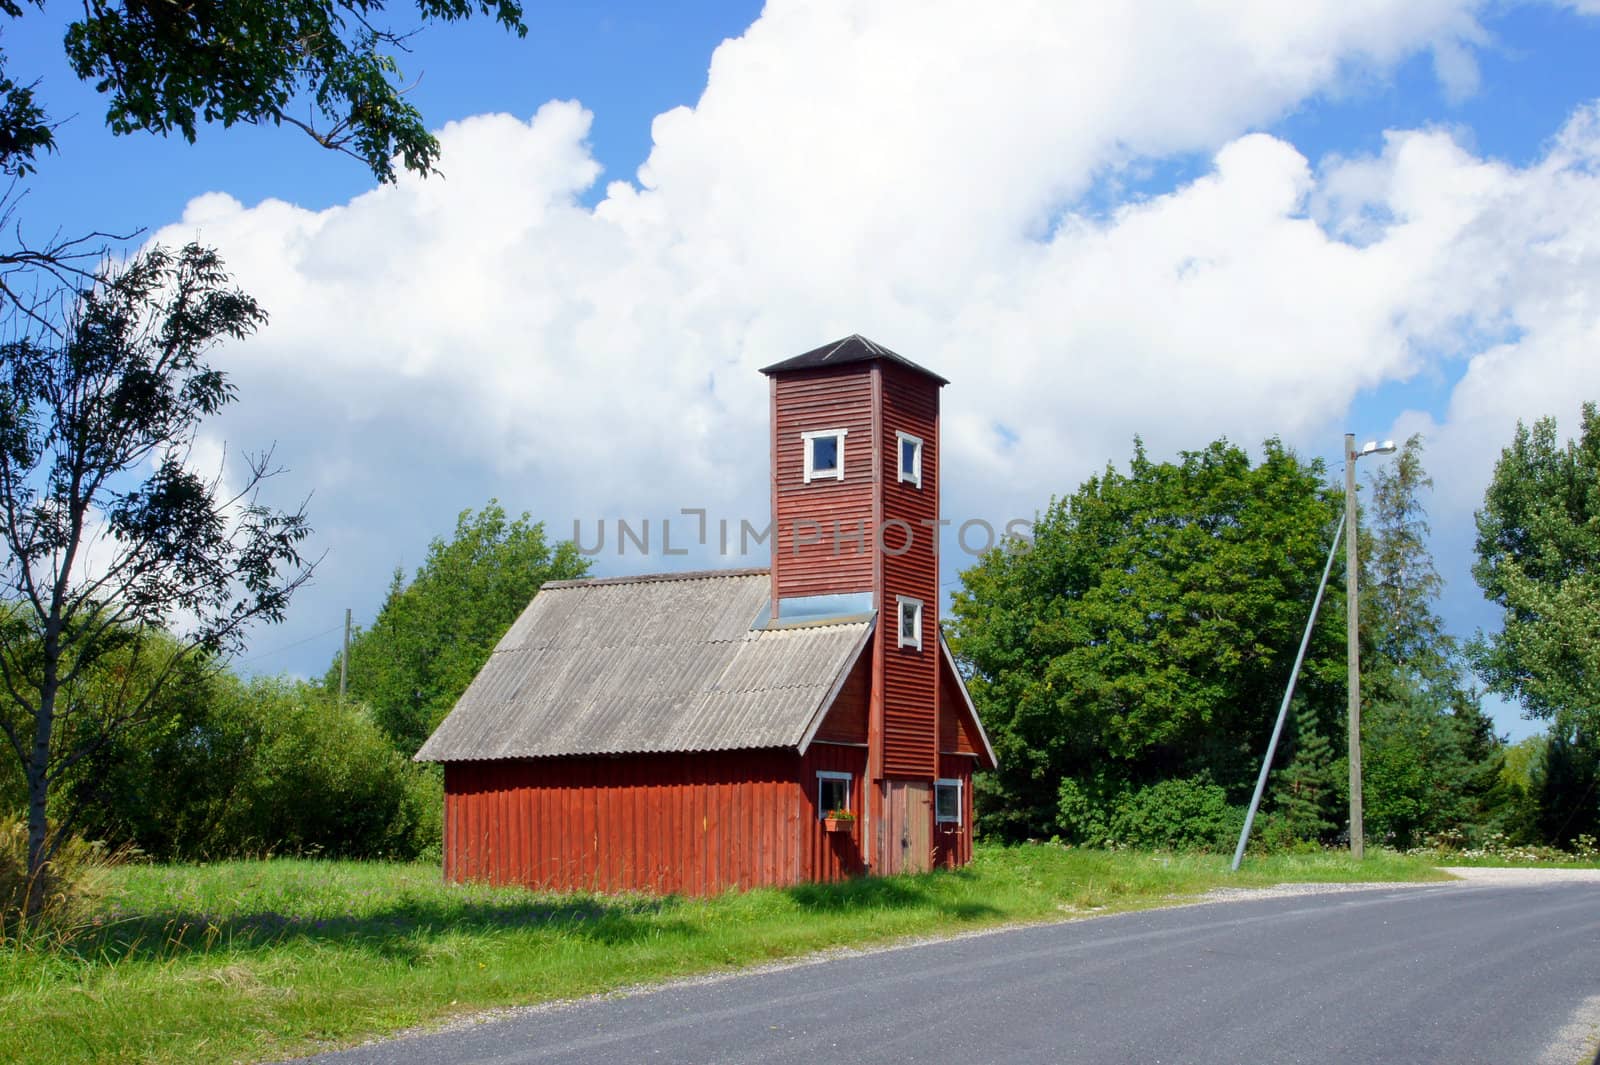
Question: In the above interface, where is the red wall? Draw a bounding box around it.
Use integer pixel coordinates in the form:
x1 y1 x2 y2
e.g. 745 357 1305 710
771 368 876 601
878 361 941 779
443 746 868 895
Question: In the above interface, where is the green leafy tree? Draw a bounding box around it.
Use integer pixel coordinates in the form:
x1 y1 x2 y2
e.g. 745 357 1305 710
206 677 440 859
0 245 312 911
333 501 588 754
950 436 1344 841
0 0 527 312
0 244 313 908
2 645 439 861
1471 404 1600 734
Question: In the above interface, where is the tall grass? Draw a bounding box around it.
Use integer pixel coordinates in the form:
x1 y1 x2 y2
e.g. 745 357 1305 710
0 814 131 941
0 845 1445 1065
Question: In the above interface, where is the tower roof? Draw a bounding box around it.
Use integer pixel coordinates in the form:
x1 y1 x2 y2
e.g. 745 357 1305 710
759 334 949 385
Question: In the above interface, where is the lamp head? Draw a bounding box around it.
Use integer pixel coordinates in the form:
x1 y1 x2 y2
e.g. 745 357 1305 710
1358 439 1398 457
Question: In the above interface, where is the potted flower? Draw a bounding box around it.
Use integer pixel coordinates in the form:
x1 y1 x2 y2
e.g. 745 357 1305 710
822 809 856 833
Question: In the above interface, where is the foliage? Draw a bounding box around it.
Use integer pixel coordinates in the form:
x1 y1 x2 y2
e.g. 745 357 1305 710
1359 677 1485 849
196 678 440 859
950 435 1344 841
1356 433 1504 848
1362 434 1455 685
8 666 441 861
332 500 589 754
1105 774 1243 851
0 0 528 323
0 847 1447 1065
2 0 526 186
1270 702 1338 841
1471 403 1600 734
1531 728 1600 848
0 245 312 912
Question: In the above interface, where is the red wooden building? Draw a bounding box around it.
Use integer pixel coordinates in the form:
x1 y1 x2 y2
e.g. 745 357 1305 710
417 336 996 893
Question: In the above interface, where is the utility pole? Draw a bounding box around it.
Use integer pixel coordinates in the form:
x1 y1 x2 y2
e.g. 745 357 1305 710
339 608 351 706
1344 433 1363 861
1344 433 1396 861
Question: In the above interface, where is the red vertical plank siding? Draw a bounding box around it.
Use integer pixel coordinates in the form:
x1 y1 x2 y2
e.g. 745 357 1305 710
771 368 877 600
879 362 941 780
443 748 873 895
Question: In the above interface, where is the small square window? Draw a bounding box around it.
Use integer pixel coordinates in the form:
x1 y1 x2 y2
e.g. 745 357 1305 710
935 779 962 824
897 596 923 651
897 432 923 489
817 771 852 818
803 429 847 483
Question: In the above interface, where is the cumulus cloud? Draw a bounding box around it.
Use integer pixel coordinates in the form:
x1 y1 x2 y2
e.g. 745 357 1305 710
147 0 1599 732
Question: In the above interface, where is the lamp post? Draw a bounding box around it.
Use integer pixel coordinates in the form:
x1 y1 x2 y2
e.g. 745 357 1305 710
1344 433 1396 861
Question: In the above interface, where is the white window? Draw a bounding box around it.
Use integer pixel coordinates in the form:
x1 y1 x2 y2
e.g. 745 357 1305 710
802 429 848 483
897 431 923 489
935 778 962 824
817 771 852 818
897 596 923 651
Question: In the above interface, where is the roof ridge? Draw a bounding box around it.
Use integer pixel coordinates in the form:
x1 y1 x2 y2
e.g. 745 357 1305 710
541 567 769 590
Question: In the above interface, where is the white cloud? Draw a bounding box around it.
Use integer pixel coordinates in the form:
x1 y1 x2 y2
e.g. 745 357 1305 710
144 1 1600 738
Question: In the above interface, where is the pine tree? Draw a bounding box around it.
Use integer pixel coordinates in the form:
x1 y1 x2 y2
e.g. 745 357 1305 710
1274 702 1337 841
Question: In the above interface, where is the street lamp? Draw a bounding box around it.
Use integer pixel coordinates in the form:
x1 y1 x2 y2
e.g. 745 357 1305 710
1344 433 1396 860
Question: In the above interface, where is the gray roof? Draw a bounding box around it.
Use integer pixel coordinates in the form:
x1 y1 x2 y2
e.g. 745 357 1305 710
759 334 950 385
415 569 874 762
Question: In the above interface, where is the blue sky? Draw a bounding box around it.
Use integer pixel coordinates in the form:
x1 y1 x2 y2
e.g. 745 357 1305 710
12 1 1600 741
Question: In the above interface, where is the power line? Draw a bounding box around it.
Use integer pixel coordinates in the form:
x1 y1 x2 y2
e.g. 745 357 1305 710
233 622 345 665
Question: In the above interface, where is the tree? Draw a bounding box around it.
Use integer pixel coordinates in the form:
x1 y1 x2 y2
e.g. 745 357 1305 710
1532 726 1599 847
0 242 312 913
1363 434 1454 683
1271 702 1337 841
949 436 1345 841
1360 433 1499 844
1471 404 1600 734
332 501 588 755
0 0 527 314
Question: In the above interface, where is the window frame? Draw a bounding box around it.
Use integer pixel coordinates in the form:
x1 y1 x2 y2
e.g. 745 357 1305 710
897 596 923 651
802 428 848 484
897 431 924 489
935 778 963 825
816 770 853 819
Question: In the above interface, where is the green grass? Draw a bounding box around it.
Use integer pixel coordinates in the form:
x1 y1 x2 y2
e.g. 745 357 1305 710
1421 854 1600 868
0 845 1447 1065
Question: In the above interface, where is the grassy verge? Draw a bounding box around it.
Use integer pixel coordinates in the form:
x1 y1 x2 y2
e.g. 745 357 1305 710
1416 854 1600 868
0 845 1446 1065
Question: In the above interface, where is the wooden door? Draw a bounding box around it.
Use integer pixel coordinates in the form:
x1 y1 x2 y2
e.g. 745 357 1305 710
883 781 932 874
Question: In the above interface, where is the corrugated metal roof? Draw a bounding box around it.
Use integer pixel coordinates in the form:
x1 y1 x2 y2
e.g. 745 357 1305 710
759 334 950 385
416 570 874 762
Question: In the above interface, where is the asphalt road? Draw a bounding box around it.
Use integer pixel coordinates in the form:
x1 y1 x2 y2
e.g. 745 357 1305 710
307 877 1600 1065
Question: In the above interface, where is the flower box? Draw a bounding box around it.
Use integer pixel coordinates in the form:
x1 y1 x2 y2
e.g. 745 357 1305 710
823 815 855 833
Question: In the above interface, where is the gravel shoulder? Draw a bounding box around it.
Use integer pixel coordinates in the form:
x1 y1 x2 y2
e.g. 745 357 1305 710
1199 863 1600 904
1438 865 1600 884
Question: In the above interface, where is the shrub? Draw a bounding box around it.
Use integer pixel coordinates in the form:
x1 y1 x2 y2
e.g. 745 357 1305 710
1106 774 1244 851
210 678 439 859
1055 777 1112 846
